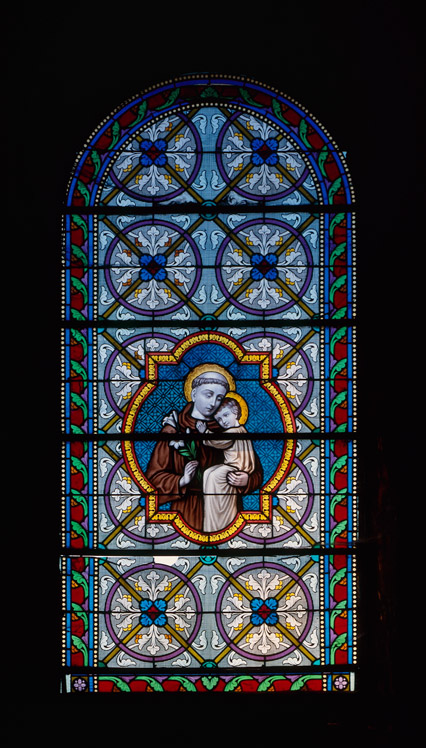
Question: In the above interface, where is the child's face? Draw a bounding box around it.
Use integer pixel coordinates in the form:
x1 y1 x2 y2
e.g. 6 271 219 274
215 406 238 429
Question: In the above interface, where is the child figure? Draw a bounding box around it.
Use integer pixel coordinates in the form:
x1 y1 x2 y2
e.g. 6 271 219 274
202 395 255 533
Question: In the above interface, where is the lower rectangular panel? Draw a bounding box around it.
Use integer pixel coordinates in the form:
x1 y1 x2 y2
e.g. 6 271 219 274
62 552 356 681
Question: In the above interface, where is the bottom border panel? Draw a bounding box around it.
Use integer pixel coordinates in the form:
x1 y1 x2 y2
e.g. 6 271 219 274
62 670 356 693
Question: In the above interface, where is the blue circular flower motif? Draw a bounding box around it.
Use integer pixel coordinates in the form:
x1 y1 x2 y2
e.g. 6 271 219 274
251 137 279 166
140 138 167 167
250 252 278 281
139 598 167 627
139 253 167 281
250 597 279 626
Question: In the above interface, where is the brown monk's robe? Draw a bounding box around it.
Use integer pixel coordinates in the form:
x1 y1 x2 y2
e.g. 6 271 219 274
145 403 263 531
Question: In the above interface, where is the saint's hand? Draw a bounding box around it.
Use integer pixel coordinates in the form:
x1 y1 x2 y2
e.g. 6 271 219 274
179 460 199 488
227 470 249 487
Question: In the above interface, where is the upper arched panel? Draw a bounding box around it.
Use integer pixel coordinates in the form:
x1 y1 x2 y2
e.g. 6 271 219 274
66 75 354 208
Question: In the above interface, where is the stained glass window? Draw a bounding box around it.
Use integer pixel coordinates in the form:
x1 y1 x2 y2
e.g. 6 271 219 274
61 75 356 694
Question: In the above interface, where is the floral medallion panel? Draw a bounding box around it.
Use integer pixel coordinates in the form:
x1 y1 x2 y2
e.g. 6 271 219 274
61 76 356 693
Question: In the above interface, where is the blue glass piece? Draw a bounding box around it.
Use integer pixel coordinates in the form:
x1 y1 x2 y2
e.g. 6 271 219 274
139 253 167 281
251 137 279 166
250 597 279 626
140 138 168 167
139 598 167 627
250 252 278 281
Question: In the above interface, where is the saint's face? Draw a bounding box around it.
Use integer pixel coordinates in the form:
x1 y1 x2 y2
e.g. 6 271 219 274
191 382 227 419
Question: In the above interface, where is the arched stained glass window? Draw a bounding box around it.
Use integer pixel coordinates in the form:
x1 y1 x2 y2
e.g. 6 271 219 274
61 75 356 694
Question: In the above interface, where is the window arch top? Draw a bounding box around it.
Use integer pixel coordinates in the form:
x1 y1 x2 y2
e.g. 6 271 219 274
67 76 353 209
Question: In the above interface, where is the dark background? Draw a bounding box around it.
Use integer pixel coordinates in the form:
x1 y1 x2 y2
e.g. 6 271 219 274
8 2 419 739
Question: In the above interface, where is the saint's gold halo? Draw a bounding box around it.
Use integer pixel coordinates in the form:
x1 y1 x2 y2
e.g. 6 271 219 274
222 392 249 425
184 363 235 402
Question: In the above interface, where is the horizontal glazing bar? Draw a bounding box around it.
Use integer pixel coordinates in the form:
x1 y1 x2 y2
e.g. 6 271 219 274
61 318 356 327
64 203 354 215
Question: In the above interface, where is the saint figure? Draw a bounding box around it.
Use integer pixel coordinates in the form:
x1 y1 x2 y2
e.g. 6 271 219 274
145 364 262 532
